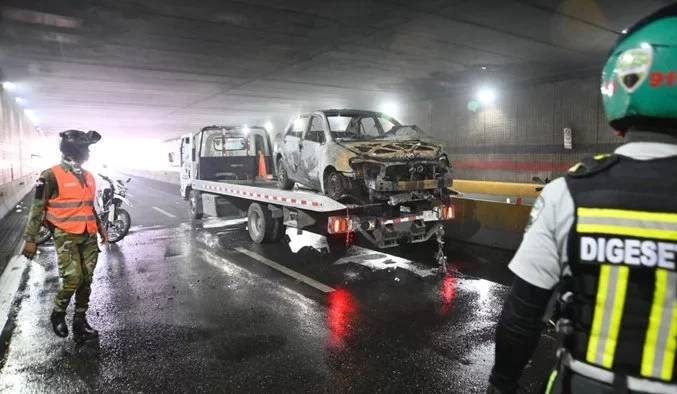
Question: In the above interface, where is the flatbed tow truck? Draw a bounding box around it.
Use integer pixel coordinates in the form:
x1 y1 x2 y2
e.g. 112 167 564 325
174 125 456 269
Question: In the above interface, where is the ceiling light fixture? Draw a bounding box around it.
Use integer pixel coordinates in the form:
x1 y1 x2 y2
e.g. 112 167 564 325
2 81 16 91
15 97 26 105
477 88 497 105
264 121 273 132
380 101 398 117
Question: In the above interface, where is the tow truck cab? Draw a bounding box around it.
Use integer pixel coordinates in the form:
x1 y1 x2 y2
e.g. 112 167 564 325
178 125 274 200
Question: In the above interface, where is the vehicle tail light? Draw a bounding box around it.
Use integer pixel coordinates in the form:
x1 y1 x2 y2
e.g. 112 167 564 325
441 205 455 220
328 216 353 234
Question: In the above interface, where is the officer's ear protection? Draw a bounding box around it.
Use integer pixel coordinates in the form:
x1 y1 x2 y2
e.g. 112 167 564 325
86 130 101 143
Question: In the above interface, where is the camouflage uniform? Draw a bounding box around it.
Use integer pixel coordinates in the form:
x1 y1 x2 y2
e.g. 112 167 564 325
24 160 102 313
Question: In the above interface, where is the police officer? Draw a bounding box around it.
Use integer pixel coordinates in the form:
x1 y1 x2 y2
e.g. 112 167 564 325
22 130 108 344
487 4 677 394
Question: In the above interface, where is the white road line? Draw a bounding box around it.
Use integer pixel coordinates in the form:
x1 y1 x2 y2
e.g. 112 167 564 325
152 206 177 218
0 256 28 329
234 247 335 293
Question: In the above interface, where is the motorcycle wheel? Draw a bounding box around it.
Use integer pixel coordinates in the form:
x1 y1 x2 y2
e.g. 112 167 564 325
35 224 53 245
107 209 131 243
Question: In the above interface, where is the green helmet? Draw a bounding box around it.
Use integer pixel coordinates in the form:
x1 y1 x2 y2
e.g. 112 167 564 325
601 3 677 132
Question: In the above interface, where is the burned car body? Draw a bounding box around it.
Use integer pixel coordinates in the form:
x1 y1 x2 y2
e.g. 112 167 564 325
273 109 453 204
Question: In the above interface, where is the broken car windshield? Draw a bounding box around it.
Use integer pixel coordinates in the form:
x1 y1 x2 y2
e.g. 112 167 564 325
375 125 431 141
327 115 398 140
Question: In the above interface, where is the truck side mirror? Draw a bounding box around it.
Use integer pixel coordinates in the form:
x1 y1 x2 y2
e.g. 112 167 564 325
168 153 174 163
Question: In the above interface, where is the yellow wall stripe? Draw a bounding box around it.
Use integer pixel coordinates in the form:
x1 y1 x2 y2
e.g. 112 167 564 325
577 208 677 223
642 269 667 377
588 265 611 364
603 266 629 368
577 223 677 241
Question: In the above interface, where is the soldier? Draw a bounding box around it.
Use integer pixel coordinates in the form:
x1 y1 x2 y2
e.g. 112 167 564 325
22 130 108 343
486 4 677 394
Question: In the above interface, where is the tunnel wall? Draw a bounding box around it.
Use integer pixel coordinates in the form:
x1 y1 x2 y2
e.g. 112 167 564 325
415 76 621 183
0 87 42 220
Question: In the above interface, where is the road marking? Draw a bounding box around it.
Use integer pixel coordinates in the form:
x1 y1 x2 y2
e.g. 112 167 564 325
234 247 335 293
0 256 28 330
152 206 176 218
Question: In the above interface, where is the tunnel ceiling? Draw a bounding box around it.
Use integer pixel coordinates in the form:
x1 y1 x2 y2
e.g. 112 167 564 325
0 0 669 139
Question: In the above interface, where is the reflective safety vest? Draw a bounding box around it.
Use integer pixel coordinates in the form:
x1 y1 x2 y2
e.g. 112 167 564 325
565 154 677 384
45 164 98 234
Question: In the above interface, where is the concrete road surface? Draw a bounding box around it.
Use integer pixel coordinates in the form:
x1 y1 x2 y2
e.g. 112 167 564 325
0 175 556 394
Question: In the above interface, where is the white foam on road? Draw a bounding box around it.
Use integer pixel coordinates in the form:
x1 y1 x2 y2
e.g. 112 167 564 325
152 206 177 218
0 256 28 329
234 247 335 293
333 247 437 278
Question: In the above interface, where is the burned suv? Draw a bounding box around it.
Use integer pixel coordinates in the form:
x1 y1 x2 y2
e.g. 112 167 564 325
273 109 453 204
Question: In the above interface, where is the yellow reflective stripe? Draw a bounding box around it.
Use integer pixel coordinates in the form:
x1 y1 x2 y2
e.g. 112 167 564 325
545 370 558 394
578 208 677 224
594 153 610 160
604 265 629 368
587 265 629 368
663 300 677 380
643 270 668 378
588 265 611 364
576 223 677 241
568 162 583 173
642 270 677 381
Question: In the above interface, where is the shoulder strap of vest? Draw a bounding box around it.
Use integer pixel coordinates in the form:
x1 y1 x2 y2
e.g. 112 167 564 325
565 153 620 178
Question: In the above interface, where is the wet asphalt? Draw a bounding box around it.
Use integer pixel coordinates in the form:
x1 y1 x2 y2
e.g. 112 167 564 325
0 175 557 394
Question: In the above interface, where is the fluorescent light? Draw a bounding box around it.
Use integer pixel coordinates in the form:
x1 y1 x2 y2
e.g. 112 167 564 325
264 121 273 131
2 81 16 90
242 125 251 135
477 88 497 105
380 101 398 116
15 97 26 105
640 42 651 49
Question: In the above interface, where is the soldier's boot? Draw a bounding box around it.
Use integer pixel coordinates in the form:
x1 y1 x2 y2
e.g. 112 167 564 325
72 312 98 343
50 310 69 338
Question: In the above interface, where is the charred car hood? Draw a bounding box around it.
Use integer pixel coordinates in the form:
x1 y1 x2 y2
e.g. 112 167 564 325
339 140 442 160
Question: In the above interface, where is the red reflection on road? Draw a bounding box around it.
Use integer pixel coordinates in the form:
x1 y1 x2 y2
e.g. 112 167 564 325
440 274 456 316
328 288 356 347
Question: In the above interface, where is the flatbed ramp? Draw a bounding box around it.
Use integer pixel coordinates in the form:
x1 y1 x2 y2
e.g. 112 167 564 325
193 179 348 212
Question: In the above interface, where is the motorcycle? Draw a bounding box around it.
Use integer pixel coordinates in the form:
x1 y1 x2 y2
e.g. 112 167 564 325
35 174 132 245
96 174 132 243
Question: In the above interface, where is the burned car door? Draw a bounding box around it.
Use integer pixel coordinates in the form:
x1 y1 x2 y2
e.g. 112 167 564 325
299 115 326 190
282 116 308 179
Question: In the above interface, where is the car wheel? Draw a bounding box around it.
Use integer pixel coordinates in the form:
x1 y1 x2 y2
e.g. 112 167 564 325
325 171 348 200
277 158 294 190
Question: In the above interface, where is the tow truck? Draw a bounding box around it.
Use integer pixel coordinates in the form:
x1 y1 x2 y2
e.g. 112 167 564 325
174 125 456 268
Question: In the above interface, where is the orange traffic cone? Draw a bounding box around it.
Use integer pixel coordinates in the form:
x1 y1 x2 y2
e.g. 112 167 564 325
257 151 268 177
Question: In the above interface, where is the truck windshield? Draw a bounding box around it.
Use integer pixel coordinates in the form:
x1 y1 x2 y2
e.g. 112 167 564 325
201 128 248 157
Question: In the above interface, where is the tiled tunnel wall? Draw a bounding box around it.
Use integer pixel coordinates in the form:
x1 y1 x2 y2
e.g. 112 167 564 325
0 86 44 219
412 76 622 183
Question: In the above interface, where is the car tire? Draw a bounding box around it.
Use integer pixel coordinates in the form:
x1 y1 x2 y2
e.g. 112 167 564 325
277 158 294 190
325 171 348 200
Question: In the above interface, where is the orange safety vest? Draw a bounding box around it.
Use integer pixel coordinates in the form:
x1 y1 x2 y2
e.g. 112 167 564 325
45 165 98 234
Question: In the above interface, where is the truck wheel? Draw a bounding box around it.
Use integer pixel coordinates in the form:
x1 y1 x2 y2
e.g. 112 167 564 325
325 171 348 200
326 235 349 257
189 189 203 219
277 158 294 190
266 217 285 242
248 203 273 243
